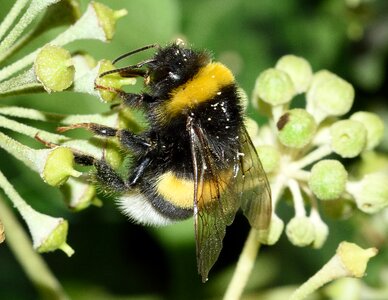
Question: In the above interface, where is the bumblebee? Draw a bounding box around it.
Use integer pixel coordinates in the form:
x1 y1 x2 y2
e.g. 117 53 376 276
63 41 271 282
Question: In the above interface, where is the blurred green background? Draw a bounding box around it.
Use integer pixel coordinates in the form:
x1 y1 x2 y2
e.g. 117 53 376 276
0 0 388 299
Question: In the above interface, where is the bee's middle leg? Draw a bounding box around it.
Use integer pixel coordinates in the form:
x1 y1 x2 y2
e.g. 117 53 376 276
58 123 151 153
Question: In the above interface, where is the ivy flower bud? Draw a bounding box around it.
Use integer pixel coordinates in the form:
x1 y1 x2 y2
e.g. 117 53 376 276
355 151 388 176
275 55 313 93
277 109 317 149
61 178 102 211
289 242 377 300
347 173 388 214
306 70 354 123
92 2 128 41
336 242 378 278
35 218 73 256
39 147 82 187
254 68 295 106
286 216 315 247
330 119 367 158
258 213 284 245
34 45 75 92
309 160 348 200
256 145 281 173
27 208 73 256
95 59 136 102
0 133 80 187
350 111 385 150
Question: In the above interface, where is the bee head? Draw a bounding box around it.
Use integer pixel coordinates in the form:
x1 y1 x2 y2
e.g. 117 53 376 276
145 43 210 98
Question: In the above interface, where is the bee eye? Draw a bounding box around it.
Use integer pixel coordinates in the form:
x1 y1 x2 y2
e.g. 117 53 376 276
151 66 170 82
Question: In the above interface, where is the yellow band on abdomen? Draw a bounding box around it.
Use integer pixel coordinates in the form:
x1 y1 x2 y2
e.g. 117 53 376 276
156 170 231 209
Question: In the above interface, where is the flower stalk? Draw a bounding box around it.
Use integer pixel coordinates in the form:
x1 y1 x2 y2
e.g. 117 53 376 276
0 196 69 300
223 229 263 300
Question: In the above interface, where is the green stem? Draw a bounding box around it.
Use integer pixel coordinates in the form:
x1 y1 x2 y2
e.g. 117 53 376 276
0 115 68 143
0 105 64 122
290 144 332 170
0 68 42 96
0 0 59 54
0 24 36 63
289 256 343 300
0 51 37 82
223 229 262 300
0 197 69 300
0 131 37 170
288 179 307 217
224 176 286 299
0 0 29 41
0 105 118 126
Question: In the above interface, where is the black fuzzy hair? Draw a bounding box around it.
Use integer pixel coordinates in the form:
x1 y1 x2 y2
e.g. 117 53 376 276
146 44 211 99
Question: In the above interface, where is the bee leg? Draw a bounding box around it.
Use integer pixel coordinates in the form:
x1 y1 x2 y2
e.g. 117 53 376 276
118 129 152 153
57 123 118 136
58 123 151 153
34 133 59 148
74 153 127 192
127 157 151 186
120 92 154 108
94 159 127 192
73 153 95 166
95 84 153 108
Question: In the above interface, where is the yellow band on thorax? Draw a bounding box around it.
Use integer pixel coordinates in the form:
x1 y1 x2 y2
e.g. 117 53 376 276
161 62 234 118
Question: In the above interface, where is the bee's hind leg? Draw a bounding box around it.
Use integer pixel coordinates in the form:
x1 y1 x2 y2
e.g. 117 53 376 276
74 153 127 193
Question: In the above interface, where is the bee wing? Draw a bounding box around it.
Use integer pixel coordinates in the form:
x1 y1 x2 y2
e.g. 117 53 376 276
235 126 272 230
188 120 240 282
188 120 271 282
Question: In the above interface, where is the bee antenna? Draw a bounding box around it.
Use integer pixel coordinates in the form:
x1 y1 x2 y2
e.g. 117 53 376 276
99 58 156 78
112 44 159 64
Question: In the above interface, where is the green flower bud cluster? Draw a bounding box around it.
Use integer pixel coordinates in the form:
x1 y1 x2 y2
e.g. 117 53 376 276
250 55 387 248
0 0 128 266
0 2 127 96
